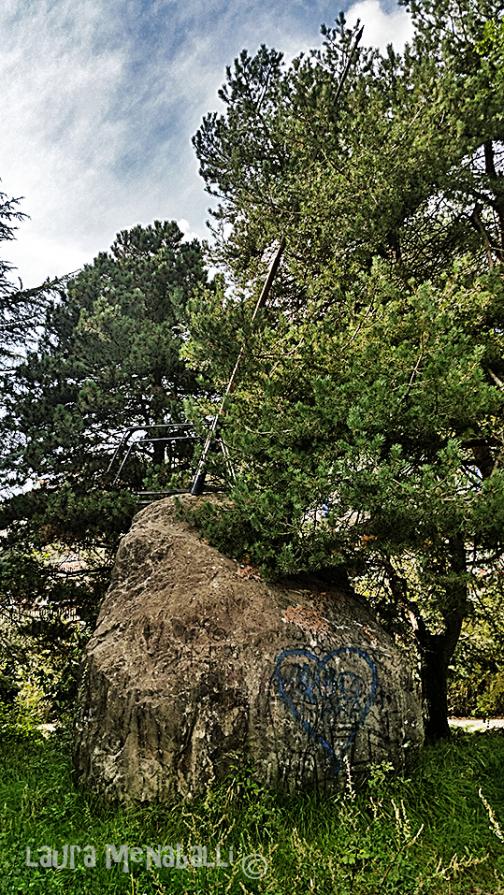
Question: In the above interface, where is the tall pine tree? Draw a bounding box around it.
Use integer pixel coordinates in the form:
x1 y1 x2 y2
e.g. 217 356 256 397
1 220 208 494
187 1 504 740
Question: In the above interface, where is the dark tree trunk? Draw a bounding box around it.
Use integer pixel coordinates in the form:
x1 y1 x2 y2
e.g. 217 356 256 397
384 538 468 742
416 536 468 743
484 140 504 260
418 626 462 742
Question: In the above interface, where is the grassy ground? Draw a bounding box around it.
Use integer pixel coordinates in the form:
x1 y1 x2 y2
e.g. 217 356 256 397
0 713 503 895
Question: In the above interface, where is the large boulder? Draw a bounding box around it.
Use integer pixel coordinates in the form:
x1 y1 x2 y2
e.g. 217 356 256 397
74 497 423 801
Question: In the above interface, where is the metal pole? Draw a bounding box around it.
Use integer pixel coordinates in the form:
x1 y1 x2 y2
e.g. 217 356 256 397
191 237 285 495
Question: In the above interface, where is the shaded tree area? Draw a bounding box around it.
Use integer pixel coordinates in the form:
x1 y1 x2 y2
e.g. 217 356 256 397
186 1 504 740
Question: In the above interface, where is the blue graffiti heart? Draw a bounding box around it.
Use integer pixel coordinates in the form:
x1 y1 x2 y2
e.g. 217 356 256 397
273 646 378 772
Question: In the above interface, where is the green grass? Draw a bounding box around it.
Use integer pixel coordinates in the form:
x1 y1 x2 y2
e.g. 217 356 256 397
0 715 503 894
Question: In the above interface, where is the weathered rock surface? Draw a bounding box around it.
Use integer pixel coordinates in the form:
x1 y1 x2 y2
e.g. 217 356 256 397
74 497 423 801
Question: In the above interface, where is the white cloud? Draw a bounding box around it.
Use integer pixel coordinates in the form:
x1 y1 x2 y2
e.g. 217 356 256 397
0 1 412 287
346 0 413 51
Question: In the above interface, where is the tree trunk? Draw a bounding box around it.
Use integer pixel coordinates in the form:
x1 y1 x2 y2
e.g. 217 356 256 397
484 140 504 260
382 538 468 742
418 627 461 741
416 537 468 742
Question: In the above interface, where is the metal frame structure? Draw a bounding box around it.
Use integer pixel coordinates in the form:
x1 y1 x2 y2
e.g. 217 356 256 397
106 423 232 505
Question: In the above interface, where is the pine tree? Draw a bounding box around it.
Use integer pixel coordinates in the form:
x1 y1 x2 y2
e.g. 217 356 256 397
1 220 208 493
187 1 504 740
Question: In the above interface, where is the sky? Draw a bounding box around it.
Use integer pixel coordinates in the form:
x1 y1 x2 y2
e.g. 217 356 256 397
0 0 413 287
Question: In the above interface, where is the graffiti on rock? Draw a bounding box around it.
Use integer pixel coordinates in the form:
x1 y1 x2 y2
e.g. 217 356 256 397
273 646 378 772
